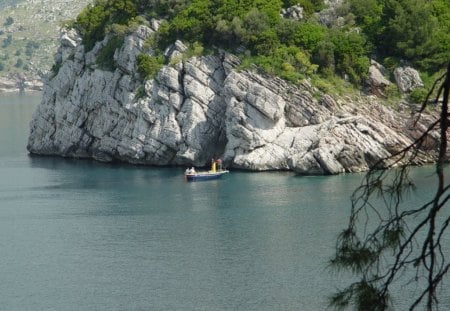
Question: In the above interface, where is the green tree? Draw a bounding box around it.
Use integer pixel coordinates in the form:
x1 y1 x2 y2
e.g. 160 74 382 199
75 0 112 49
140 0 189 18
348 0 382 42
330 62 450 310
277 20 326 52
69 0 448 89
252 28 279 55
313 40 335 76
379 0 437 61
330 30 369 84
250 0 282 25
96 35 124 71
15 58 23 68
243 45 317 82
74 0 138 50
240 8 271 49
2 34 12 48
4 16 14 26
423 0 450 70
136 53 164 80
346 0 450 72
168 0 214 43
25 41 40 57
409 87 428 104
214 0 247 20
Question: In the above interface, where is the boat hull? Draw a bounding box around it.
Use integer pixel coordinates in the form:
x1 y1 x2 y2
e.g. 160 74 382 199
185 170 229 182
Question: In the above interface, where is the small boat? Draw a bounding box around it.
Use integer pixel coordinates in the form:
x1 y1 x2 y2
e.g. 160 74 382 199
185 169 229 181
184 159 229 182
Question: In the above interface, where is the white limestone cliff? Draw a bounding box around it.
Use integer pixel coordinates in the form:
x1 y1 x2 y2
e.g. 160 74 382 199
27 25 438 174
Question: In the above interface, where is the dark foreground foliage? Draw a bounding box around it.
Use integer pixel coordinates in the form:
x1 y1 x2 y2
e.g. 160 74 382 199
330 62 450 310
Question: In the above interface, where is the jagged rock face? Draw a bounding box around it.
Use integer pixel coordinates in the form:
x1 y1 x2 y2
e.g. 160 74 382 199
281 5 304 20
27 26 437 174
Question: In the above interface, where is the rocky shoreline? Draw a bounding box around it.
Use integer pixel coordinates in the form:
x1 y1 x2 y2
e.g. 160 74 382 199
0 75 43 93
26 25 439 174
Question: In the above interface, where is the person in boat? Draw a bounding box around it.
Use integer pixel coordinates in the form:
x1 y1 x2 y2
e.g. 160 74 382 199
217 158 222 171
185 167 196 175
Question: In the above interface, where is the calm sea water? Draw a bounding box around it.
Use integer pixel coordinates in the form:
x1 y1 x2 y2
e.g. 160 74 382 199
0 94 448 310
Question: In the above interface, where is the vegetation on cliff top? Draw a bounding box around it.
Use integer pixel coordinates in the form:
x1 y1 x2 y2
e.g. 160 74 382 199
73 0 450 88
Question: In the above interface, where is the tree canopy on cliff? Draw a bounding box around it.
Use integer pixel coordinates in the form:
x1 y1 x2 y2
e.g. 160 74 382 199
73 0 449 85
348 0 450 72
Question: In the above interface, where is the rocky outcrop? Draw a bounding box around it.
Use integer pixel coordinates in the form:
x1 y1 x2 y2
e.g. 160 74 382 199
394 66 424 93
316 0 345 27
281 5 304 20
0 78 17 93
27 25 438 174
0 74 44 93
367 60 390 97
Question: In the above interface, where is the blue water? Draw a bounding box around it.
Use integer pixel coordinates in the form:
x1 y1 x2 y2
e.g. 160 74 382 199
0 94 448 310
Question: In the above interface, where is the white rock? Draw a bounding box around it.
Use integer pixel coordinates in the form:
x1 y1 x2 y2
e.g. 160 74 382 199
115 26 154 74
27 27 438 174
394 66 424 93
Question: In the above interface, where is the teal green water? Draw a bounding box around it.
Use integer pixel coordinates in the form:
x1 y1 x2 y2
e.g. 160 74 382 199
0 94 448 310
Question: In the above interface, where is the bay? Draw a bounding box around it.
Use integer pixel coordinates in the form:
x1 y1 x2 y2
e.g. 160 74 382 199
0 94 448 310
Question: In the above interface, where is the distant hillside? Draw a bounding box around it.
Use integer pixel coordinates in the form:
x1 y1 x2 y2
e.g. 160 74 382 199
0 0 22 10
0 0 91 79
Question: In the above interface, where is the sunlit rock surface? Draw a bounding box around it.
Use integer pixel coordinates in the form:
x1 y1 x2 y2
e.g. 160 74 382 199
28 26 437 174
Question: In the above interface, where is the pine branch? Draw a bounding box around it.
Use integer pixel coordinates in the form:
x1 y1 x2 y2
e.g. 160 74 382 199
330 62 450 311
